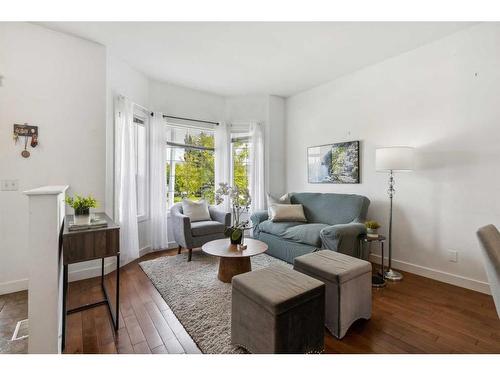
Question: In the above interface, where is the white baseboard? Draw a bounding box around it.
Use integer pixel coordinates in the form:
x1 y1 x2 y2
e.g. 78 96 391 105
139 245 153 257
0 278 29 295
68 261 117 282
369 254 491 295
139 242 178 257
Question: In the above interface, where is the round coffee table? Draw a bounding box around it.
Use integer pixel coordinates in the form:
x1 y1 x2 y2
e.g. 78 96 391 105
201 238 268 283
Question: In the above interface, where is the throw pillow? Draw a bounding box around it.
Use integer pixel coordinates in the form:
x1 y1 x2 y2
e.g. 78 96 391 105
267 192 291 206
182 199 211 222
269 204 307 222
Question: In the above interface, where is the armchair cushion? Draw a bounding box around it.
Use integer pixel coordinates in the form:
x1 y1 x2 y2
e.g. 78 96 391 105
191 220 225 237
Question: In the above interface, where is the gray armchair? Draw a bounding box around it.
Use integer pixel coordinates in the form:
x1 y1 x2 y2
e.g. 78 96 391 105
476 224 500 318
171 203 231 261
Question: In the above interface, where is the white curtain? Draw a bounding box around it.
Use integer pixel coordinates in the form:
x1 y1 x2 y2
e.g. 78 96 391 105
150 112 169 250
215 121 230 211
249 122 265 212
114 96 139 265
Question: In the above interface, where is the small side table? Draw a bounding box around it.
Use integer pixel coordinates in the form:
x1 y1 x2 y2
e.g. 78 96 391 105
359 235 386 288
61 213 120 351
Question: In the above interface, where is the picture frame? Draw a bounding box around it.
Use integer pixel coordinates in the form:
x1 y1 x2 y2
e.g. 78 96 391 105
307 140 360 184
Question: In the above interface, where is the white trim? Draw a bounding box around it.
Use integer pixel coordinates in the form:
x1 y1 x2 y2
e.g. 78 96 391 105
140 242 178 257
11 319 29 341
68 262 117 282
369 254 491 295
0 278 28 295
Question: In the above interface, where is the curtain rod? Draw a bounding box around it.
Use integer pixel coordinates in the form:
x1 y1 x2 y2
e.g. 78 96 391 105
150 112 219 126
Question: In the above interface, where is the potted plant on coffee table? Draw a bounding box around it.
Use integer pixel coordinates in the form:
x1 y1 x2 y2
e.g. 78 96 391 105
65 194 98 225
215 183 251 245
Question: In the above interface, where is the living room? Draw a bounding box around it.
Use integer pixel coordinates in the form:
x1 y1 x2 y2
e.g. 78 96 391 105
1 0 499 372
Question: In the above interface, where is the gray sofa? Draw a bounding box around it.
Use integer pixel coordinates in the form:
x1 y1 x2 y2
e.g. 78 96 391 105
251 192 370 264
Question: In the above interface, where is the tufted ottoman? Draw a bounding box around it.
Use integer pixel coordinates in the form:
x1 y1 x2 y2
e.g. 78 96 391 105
231 265 325 353
294 250 372 339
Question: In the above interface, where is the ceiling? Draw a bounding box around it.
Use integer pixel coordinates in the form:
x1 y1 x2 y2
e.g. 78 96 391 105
39 22 475 97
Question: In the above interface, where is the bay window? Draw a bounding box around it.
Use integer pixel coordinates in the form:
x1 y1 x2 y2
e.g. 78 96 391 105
166 124 215 208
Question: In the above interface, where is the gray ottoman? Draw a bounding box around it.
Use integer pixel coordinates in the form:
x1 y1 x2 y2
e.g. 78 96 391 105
231 265 325 353
294 250 372 339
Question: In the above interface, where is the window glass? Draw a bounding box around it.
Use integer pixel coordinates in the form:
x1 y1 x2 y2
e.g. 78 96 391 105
166 125 215 208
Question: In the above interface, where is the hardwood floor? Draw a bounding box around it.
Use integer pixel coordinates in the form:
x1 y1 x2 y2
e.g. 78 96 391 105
1 248 499 354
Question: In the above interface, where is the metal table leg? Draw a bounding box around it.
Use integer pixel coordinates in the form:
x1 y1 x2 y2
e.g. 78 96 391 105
372 241 386 288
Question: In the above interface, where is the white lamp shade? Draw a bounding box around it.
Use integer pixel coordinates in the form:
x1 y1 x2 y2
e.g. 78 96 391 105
376 147 415 172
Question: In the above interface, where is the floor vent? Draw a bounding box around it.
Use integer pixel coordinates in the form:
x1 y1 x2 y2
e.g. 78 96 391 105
11 319 29 341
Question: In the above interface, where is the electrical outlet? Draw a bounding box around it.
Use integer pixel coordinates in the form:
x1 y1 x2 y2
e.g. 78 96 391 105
448 250 458 263
1 179 19 191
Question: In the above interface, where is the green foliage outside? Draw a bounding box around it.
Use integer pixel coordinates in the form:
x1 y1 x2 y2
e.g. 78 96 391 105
232 140 249 193
166 131 250 205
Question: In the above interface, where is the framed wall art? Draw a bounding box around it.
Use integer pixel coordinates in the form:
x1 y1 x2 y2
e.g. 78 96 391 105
307 140 360 184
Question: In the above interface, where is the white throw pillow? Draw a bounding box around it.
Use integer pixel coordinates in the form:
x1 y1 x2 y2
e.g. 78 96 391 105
269 204 307 222
182 199 211 222
267 192 291 206
267 193 291 216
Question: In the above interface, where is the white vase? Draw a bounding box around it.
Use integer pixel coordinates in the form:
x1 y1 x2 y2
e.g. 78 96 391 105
74 214 91 225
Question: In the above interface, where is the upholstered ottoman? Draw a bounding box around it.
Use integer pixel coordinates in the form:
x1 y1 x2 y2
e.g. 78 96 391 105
294 250 372 339
231 265 325 353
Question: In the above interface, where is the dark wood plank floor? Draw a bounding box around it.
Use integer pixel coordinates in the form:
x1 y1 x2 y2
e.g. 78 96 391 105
1 248 499 354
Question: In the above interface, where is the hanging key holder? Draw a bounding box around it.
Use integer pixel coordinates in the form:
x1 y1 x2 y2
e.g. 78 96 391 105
21 135 30 158
13 123 39 158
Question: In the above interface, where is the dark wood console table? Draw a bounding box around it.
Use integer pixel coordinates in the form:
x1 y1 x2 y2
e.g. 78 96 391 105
61 213 120 351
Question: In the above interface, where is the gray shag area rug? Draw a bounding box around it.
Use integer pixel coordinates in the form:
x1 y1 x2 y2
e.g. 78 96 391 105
139 251 291 354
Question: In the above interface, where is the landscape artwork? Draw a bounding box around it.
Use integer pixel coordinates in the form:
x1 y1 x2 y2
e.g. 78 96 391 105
307 141 360 183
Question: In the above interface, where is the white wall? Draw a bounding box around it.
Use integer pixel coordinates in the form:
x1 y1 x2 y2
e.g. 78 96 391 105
106 54 151 253
285 23 500 294
225 95 286 198
0 23 106 293
150 80 225 122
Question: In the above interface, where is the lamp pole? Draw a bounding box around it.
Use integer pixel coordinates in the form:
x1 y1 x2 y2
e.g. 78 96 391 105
385 170 403 281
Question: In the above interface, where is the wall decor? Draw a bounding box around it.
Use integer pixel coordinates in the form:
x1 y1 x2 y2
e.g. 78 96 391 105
13 123 39 158
307 140 360 183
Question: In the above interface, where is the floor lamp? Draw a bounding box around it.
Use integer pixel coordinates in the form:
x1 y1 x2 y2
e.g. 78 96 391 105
375 146 415 281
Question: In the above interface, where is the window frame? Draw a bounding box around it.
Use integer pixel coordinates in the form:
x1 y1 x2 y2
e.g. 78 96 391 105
230 129 251 193
165 122 216 210
133 107 150 223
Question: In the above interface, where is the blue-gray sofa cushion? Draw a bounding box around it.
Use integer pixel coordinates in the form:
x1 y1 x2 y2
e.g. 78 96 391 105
290 192 368 225
190 220 225 237
259 220 328 247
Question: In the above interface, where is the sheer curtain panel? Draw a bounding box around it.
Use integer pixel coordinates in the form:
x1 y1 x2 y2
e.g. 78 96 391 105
150 112 169 250
249 122 265 212
114 96 140 265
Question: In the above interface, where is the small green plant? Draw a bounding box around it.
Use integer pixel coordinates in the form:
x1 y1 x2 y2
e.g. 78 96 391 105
65 194 98 215
365 220 381 230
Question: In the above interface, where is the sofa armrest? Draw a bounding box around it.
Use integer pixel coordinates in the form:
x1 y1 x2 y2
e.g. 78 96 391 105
171 210 193 248
209 206 231 227
320 222 367 259
250 210 269 238
250 210 269 226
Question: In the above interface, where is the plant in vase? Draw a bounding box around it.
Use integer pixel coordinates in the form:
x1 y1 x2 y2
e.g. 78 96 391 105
365 220 381 238
215 183 251 245
65 194 98 225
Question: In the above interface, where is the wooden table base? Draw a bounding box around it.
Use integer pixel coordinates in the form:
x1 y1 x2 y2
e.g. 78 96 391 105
218 256 251 283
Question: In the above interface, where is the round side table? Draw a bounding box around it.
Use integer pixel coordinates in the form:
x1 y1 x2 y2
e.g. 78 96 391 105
359 235 387 288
